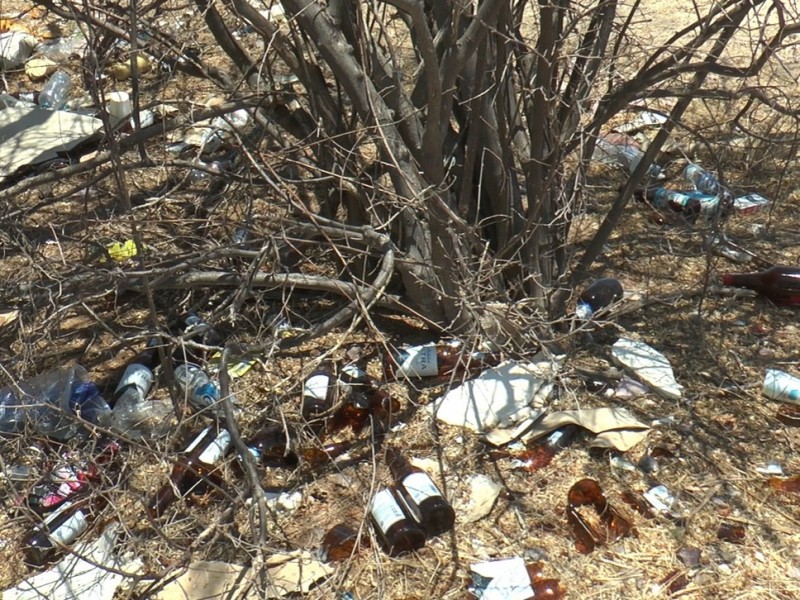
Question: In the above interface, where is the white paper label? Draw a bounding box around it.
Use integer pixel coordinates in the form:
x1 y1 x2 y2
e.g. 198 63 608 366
370 488 405 533
304 374 332 402
197 429 232 464
115 363 154 395
402 472 442 506
184 427 212 453
763 369 800 403
396 345 439 377
49 509 88 546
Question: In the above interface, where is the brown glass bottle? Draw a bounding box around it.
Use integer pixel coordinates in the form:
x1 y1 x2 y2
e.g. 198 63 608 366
722 266 800 305
575 278 623 320
493 426 579 473
301 366 338 434
386 446 455 536
22 497 98 566
330 364 401 434
299 440 354 467
244 424 298 468
369 486 426 556
383 342 501 380
147 426 232 518
319 523 369 562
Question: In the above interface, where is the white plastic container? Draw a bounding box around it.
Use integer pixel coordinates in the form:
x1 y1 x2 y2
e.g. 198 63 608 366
763 369 800 404
107 91 132 123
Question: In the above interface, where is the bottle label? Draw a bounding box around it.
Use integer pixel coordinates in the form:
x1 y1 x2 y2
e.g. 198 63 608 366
48 509 88 547
402 472 442 506
395 345 439 377
115 363 154 396
304 374 333 402
192 382 220 409
197 429 232 464
370 488 405 533
184 427 213 453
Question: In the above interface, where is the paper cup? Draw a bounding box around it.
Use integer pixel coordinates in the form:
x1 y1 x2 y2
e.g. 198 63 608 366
107 91 132 122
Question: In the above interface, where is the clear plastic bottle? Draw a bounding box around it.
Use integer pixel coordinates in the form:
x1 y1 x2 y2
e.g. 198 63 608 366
594 134 663 178
683 163 723 195
575 278 624 320
38 71 72 110
173 363 232 416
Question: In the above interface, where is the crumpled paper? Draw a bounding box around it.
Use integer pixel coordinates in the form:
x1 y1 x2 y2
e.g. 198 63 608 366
427 358 557 432
456 474 504 523
4 525 141 600
484 407 650 451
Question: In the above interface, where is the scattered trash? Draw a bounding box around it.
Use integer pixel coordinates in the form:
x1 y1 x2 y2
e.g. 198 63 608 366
369 486 426 556
767 475 800 498
716 522 746 544
763 368 800 403
101 239 139 262
38 71 71 110
492 426 580 473
25 56 57 80
0 31 37 69
656 570 689 595
643 484 676 516
383 340 502 380
722 266 800 306
110 54 152 80
386 445 455 536
612 337 683 400
593 132 663 178
566 479 634 554
5 524 141 600
35 33 87 62
147 426 232 518
458 474 504 522
614 110 667 134
469 556 564 600
677 546 702 568
0 365 110 440
756 461 784 476
428 357 556 433
575 278 623 320
486 407 650 451
152 561 247 600
22 497 103 566
606 375 649 399
0 105 102 183
106 91 132 124
319 524 369 562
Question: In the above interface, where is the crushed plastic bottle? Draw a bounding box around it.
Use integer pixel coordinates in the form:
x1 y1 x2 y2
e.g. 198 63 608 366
38 71 72 110
0 365 110 441
593 133 663 178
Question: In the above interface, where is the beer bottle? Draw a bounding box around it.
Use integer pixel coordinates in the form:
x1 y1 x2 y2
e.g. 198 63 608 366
301 366 338 434
111 338 160 409
244 424 298 469
147 426 232 517
722 265 800 305
22 498 96 566
575 278 623 320
300 440 354 467
383 342 501 380
369 486 426 556
385 446 455 536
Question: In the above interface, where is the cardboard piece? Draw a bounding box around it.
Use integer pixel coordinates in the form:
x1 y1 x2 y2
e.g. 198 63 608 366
427 358 557 433
3 525 141 600
484 407 650 451
0 105 101 182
